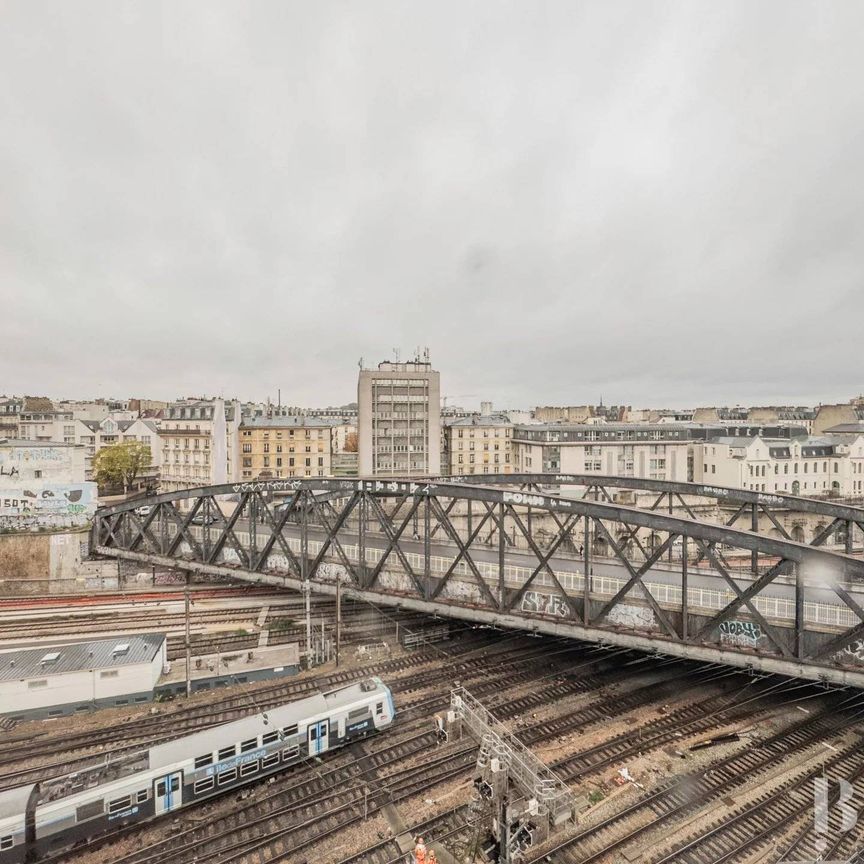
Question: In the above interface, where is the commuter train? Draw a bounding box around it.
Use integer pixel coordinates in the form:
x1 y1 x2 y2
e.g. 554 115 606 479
0 677 394 863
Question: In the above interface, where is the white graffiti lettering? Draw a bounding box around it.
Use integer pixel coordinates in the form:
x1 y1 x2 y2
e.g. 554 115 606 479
503 492 546 507
836 639 864 664
718 620 763 647
520 590 570 618
607 603 656 629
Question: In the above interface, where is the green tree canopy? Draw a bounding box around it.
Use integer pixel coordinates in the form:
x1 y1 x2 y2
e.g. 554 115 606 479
93 441 152 493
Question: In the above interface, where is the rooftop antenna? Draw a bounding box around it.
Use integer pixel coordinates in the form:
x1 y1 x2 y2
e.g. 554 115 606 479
393 347 401 363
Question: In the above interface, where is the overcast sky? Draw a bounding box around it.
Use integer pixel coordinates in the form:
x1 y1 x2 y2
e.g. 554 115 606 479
2 2 863 410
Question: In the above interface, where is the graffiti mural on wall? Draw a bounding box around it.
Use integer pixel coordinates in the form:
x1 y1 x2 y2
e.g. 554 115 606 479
607 603 657 630
718 620 765 647
0 485 96 517
520 590 570 618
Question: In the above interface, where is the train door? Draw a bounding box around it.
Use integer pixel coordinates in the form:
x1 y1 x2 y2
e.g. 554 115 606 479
153 772 183 814
307 720 329 756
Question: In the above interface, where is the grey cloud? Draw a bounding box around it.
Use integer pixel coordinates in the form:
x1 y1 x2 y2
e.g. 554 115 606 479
1 1 863 409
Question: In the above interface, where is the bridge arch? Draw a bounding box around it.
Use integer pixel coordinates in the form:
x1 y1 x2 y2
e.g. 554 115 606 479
93 477 864 689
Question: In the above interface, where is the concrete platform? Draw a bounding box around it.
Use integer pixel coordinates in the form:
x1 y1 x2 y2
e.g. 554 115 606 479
157 642 300 696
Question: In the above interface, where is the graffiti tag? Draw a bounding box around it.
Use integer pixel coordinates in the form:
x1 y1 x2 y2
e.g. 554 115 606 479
607 603 656 630
718 620 763 647
520 590 570 618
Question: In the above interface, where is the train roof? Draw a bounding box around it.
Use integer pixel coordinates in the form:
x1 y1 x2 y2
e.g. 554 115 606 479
322 676 388 707
147 678 388 771
0 783 35 819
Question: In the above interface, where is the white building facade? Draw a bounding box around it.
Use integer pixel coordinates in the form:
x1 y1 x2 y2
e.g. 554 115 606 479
511 424 692 482
160 399 240 492
692 434 864 497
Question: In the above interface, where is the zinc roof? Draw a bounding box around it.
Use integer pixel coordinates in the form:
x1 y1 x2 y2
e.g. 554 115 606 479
0 633 164 682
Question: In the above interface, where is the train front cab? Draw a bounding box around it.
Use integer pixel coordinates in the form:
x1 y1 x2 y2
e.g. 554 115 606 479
0 784 36 864
153 772 183 814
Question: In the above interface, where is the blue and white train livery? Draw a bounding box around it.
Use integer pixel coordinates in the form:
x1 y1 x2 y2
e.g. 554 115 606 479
0 677 395 864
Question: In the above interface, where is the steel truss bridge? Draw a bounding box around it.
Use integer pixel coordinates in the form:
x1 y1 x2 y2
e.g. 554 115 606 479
92 475 864 688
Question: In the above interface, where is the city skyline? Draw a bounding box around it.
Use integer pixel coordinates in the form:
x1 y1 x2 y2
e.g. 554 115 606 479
1 370 861 415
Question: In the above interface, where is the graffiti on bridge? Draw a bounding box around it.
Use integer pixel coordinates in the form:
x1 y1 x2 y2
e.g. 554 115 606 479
718 620 764 647
520 590 570 618
607 603 656 630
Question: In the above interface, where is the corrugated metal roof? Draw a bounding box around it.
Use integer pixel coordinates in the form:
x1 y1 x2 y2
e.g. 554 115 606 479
0 633 164 682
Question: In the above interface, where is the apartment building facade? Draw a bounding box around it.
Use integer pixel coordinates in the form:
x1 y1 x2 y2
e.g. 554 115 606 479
159 399 240 492
442 414 513 476
238 416 337 480
692 434 864 497
358 358 440 476
511 423 693 481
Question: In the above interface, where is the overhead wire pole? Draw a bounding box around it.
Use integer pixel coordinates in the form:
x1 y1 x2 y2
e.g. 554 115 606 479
335 577 341 668
301 491 311 666
184 572 192 698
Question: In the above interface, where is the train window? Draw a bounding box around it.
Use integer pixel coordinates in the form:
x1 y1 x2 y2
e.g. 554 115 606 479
262 732 279 746
136 790 148 804
169 776 180 793
348 708 366 720
309 727 318 740
240 760 259 777
376 703 384 716
76 800 104 821
108 796 132 814
194 754 214 769
240 738 258 753
217 768 237 786
261 753 280 768
282 746 299 762
0 836 13 851
194 777 215 794
282 724 298 738
218 746 236 760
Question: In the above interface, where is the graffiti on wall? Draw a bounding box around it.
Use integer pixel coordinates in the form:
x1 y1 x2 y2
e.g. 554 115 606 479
0 447 66 464
607 603 656 630
520 590 570 618
0 485 96 519
718 620 764 647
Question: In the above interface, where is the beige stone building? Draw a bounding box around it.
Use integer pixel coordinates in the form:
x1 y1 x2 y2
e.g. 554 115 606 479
358 356 440 476
443 414 513 476
238 416 336 480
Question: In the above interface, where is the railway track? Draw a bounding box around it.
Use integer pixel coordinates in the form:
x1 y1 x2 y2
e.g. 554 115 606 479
529 689 864 863
654 742 864 863
0 631 556 787
16 625 852 864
